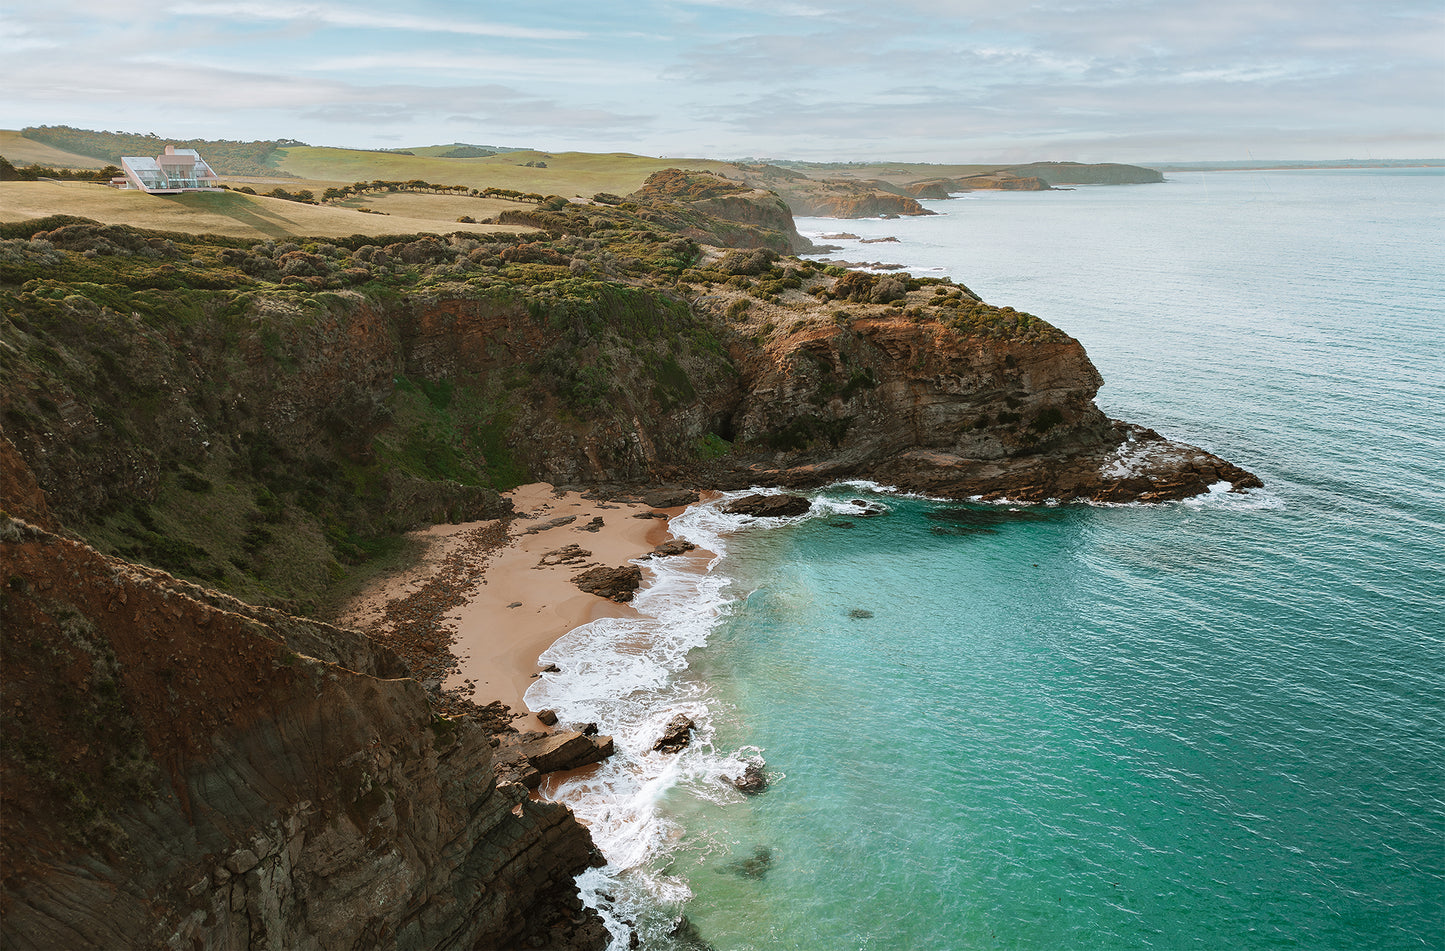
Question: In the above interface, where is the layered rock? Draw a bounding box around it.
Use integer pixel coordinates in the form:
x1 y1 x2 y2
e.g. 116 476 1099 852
627 168 815 252
714 304 1261 502
906 173 1052 196
0 515 607 951
725 165 937 219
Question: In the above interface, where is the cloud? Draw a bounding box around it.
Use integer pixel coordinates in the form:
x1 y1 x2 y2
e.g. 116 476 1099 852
302 52 656 85
0 0 1440 160
167 2 586 40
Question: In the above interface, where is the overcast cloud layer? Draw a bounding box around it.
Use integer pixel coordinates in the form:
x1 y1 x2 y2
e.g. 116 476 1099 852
3 0 1441 161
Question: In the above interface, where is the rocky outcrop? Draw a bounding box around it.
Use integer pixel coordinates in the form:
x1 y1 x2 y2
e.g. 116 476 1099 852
647 538 698 558
715 307 1260 502
571 564 644 602
725 166 936 219
725 762 769 795
720 493 813 518
628 168 815 252
0 516 607 951
905 172 1052 196
494 730 616 788
784 190 935 219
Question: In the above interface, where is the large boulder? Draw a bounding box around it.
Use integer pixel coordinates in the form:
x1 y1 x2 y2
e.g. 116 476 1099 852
571 565 643 602
721 493 812 518
495 730 616 788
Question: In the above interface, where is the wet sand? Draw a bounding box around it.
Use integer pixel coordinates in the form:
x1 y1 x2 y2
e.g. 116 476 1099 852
337 483 681 730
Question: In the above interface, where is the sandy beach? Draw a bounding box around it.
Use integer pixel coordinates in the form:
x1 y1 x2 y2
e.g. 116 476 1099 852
337 483 686 731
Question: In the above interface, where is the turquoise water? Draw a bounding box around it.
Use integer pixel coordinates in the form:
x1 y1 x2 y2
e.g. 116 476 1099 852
532 169 1445 950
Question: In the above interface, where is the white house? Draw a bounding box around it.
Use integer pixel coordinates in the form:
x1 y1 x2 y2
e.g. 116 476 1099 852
118 146 219 193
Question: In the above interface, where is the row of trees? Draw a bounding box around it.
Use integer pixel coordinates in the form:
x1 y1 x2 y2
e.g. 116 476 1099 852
221 180 557 208
20 126 299 177
316 180 551 203
0 155 120 182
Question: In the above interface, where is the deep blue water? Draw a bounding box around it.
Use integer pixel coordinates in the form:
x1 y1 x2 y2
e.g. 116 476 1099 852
531 169 1445 950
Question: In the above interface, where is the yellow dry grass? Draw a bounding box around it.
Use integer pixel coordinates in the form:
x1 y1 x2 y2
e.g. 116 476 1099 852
0 131 110 170
0 182 536 240
275 146 733 198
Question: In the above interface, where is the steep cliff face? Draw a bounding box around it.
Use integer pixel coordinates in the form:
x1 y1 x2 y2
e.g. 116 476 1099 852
719 165 936 219
0 234 738 611
708 283 1261 502
1006 162 1165 185
778 189 935 219
626 168 814 252
0 513 606 951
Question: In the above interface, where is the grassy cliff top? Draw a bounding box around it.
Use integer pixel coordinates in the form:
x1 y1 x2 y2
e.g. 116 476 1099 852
0 182 534 240
270 146 734 196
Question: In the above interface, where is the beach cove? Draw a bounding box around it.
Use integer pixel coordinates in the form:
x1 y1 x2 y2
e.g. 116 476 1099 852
336 483 709 731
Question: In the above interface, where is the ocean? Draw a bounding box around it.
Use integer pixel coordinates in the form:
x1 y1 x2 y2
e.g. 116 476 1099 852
526 168 1445 950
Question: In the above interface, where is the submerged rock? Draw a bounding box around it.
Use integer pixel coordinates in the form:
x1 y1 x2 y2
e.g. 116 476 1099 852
726 761 770 795
726 846 776 880
668 915 717 951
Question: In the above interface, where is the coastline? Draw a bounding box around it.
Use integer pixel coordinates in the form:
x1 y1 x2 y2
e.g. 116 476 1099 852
336 482 691 731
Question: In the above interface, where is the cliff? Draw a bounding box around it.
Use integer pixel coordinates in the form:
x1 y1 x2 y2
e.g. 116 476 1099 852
727 165 937 219
625 168 815 252
0 508 607 950
725 161 1161 213
905 173 1052 197
1005 162 1164 185
705 273 1259 502
1 208 1259 602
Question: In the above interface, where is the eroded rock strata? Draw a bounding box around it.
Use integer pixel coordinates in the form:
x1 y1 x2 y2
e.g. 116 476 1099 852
0 514 607 951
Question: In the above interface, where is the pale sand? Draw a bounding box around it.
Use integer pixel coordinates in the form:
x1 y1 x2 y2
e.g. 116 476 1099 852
333 519 500 635
336 482 702 731
444 484 679 730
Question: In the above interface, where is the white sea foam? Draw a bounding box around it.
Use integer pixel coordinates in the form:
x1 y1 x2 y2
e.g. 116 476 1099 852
524 484 898 947
524 494 763 946
1180 480 1285 511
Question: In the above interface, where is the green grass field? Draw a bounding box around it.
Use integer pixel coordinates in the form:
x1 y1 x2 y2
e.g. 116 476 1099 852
0 130 111 170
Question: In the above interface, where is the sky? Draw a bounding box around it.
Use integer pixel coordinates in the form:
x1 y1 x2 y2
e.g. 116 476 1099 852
3 0 1442 163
